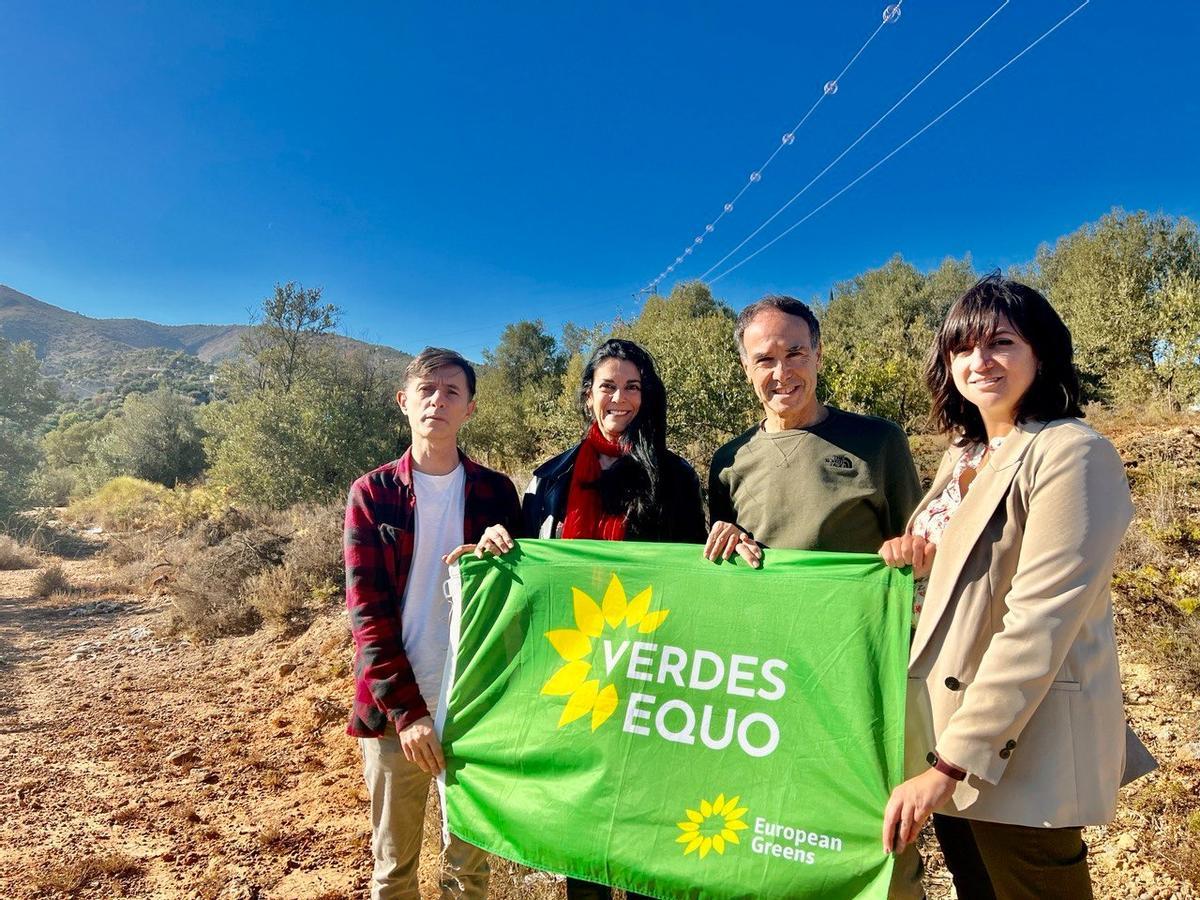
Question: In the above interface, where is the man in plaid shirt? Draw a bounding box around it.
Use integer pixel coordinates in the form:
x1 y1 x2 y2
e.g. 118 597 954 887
345 347 522 899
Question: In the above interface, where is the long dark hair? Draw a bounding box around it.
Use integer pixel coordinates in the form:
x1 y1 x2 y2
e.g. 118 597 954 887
926 274 1083 445
579 339 669 530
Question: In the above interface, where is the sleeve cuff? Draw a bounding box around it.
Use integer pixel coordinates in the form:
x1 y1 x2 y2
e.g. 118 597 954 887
392 703 432 733
936 732 1014 786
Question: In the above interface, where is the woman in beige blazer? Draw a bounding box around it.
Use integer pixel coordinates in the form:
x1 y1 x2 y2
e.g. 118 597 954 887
878 275 1140 899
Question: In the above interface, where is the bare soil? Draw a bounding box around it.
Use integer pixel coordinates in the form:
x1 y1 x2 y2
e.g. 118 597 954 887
1 540 1197 899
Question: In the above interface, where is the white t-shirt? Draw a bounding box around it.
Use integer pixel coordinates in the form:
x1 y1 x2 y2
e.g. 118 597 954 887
401 465 465 715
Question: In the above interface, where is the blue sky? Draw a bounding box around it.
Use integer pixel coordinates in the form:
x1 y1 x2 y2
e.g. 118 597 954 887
2 1 1197 358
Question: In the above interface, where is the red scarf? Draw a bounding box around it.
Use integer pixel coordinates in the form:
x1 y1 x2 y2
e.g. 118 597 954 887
561 423 628 541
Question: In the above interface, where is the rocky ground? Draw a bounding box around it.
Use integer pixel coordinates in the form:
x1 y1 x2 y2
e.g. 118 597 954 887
1 532 1197 899
0 551 370 899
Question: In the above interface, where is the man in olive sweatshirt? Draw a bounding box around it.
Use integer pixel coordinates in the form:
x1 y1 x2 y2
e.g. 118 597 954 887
704 295 925 899
705 294 921 567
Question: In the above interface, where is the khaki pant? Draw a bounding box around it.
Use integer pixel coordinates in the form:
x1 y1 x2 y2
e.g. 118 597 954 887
360 733 490 900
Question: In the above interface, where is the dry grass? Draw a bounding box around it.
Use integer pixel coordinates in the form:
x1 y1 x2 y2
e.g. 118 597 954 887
1086 400 1199 436
1102 414 1200 891
235 504 345 638
243 502 344 632
243 561 331 632
194 867 229 900
154 502 343 640
257 823 292 852
175 803 202 824
167 528 288 638
33 851 142 895
1110 428 1200 691
63 478 250 536
59 483 344 642
103 531 161 567
6 513 99 559
111 803 141 824
64 476 170 532
32 564 72 598
1122 770 1200 886
0 534 36 570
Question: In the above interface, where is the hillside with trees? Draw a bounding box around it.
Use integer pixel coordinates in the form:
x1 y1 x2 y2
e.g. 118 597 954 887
1 208 1199 897
2 207 1197 519
0 284 412 405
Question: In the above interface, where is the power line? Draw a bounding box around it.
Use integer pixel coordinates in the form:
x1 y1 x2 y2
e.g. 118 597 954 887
640 2 905 295
708 0 1093 286
698 0 1010 283
430 1 1087 351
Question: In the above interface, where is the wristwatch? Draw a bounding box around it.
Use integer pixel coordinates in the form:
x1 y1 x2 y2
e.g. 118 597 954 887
925 751 967 781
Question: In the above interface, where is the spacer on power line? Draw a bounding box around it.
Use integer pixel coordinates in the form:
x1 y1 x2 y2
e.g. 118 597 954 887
637 1 911 293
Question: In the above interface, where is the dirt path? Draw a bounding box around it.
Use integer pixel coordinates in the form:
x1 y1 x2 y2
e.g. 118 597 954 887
0 558 373 899
1 549 1196 899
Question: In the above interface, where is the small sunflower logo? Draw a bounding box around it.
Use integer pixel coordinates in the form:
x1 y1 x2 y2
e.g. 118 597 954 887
541 573 669 731
676 794 749 858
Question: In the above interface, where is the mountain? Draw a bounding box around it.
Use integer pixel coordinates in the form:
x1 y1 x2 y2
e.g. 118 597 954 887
0 284 248 363
0 284 411 401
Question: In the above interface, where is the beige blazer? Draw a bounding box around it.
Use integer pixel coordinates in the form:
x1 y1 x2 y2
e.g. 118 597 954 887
905 418 1137 827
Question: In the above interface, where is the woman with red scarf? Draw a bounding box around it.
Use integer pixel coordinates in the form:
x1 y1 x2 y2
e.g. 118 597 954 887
459 338 705 900
521 339 705 547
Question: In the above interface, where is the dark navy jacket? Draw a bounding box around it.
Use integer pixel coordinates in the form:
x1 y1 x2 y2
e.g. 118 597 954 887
522 444 707 544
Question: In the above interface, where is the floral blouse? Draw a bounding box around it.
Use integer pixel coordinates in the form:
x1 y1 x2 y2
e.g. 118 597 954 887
909 435 1006 624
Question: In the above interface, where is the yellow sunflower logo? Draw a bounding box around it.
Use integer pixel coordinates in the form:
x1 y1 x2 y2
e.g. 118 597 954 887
676 794 749 858
540 573 669 731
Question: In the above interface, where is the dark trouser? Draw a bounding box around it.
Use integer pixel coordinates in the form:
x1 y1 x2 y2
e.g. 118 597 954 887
565 877 650 900
933 814 1092 900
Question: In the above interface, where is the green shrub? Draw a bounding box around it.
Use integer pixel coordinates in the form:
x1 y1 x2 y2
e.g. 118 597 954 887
30 466 78 507
0 337 57 520
100 386 206 486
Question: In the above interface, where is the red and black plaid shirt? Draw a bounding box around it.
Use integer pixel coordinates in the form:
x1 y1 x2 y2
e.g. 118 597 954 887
343 448 522 737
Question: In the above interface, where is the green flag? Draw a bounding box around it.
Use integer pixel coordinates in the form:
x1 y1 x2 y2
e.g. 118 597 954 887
438 539 911 899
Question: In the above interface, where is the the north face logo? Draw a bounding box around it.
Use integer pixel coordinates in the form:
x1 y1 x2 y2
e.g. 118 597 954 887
824 455 853 470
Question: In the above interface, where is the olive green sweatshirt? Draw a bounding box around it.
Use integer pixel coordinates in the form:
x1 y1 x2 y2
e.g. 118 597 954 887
708 407 922 554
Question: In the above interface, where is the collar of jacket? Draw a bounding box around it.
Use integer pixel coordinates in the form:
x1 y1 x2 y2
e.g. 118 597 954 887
531 443 583 485
394 446 486 488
